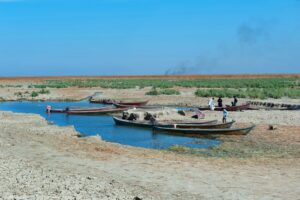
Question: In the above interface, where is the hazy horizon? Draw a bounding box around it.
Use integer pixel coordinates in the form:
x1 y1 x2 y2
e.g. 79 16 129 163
1 71 300 78
0 0 299 76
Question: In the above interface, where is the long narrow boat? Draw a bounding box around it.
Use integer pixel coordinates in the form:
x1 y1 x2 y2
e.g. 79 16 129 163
117 100 149 106
90 99 148 106
113 103 160 109
90 99 119 104
198 103 250 111
112 116 219 128
166 120 235 129
66 108 127 115
153 124 255 136
47 109 66 113
47 106 109 113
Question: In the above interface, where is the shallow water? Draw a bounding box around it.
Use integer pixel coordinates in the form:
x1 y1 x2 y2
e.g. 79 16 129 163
0 101 221 149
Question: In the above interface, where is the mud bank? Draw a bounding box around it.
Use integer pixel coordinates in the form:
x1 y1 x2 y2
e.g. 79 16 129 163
0 111 299 199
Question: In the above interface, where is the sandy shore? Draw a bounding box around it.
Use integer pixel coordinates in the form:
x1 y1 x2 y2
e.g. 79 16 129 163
0 111 299 199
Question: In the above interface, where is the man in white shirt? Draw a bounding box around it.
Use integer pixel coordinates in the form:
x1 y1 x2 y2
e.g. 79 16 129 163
208 97 215 110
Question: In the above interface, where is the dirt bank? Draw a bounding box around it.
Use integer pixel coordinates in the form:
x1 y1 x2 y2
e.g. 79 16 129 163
0 111 299 199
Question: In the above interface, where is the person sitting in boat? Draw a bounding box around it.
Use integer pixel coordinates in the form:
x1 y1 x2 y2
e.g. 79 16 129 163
127 113 137 121
217 97 223 107
150 115 156 125
208 97 215 110
231 96 238 106
222 108 228 123
122 112 129 119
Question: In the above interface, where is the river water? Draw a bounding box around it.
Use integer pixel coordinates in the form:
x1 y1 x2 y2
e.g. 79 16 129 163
0 101 221 149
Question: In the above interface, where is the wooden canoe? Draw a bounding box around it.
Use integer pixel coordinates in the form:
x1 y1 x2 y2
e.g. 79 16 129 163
47 106 110 113
153 124 255 136
113 103 133 108
113 103 160 109
90 99 148 106
164 120 235 129
198 103 250 111
112 116 218 128
66 108 127 115
90 99 119 104
117 101 149 106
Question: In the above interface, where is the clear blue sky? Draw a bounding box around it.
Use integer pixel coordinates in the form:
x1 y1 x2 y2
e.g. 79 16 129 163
0 0 299 76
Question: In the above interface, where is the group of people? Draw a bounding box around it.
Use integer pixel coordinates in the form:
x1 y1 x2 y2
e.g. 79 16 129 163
208 96 238 123
208 96 238 110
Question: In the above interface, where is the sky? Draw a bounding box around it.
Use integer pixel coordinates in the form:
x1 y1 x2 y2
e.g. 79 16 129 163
0 0 299 76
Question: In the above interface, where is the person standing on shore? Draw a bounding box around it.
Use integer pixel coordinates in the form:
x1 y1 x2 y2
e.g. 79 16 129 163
208 97 215 110
46 105 52 113
232 96 238 106
222 108 228 123
217 97 223 107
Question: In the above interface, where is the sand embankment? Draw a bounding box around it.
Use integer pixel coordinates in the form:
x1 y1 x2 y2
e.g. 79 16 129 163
0 111 299 199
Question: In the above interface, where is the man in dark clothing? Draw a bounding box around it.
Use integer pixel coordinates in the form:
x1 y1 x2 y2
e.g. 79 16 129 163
217 97 223 107
232 96 238 106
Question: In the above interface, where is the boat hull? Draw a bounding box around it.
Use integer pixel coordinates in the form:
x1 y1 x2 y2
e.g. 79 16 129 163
47 109 66 113
66 108 127 115
91 99 148 106
113 116 219 128
47 106 110 113
115 101 149 107
113 103 159 109
199 103 250 111
90 99 118 104
167 120 235 129
153 124 255 136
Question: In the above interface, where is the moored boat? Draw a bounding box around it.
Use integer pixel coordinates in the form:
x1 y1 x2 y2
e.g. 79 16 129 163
117 100 149 106
165 120 235 129
46 106 110 113
90 99 119 104
113 103 133 108
90 99 148 106
112 116 219 128
67 108 127 115
198 103 250 111
113 103 159 109
153 124 255 136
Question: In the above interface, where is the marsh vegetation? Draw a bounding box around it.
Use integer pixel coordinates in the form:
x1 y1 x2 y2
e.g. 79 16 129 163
29 78 300 99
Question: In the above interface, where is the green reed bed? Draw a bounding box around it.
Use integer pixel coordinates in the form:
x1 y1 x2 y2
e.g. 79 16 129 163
32 78 299 89
195 88 300 99
30 78 300 99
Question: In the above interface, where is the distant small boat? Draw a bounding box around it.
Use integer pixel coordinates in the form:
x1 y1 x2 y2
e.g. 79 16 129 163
113 103 158 109
90 99 118 104
66 107 127 115
90 99 149 106
198 103 250 111
112 116 219 128
47 106 109 113
153 124 255 136
117 101 149 106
